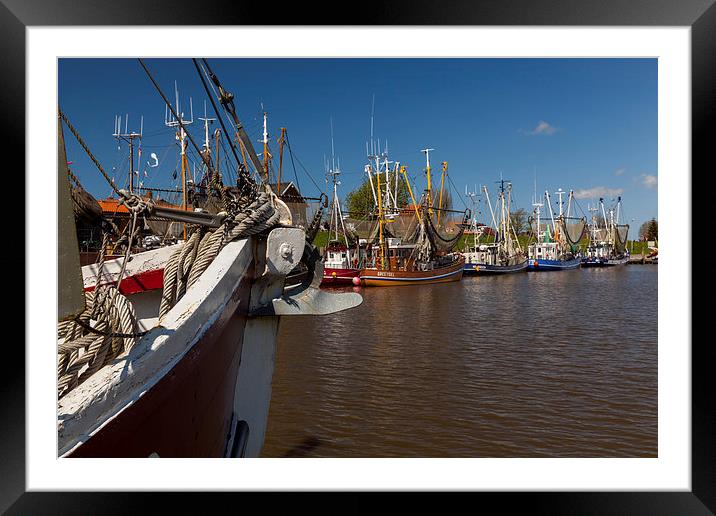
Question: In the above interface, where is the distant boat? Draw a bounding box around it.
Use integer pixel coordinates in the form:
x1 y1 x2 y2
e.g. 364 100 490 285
356 148 466 286
463 179 527 274
582 196 630 267
321 148 361 286
527 188 585 271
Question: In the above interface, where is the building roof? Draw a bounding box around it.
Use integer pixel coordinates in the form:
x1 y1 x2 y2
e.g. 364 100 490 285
99 196 185 215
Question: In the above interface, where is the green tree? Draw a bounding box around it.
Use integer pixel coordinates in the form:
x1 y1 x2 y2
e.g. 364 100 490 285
345 173 411 216
646 218 658 241
639 218 658 241
510 208 528 234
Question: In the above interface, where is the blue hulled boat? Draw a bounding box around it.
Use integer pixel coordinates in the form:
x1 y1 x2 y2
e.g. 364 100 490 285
463 180 527 275
527 188 586 272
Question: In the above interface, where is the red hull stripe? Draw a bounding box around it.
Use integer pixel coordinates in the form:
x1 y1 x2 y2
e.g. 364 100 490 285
84 268 165 295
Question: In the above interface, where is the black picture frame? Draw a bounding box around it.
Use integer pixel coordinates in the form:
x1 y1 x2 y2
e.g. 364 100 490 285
5 1 708 513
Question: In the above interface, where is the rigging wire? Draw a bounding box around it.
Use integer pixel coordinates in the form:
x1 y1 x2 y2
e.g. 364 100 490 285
192 59 243 175
284 133 326 196
138 59 222 194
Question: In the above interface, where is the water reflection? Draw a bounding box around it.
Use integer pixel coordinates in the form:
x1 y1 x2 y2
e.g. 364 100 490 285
263 266 657 457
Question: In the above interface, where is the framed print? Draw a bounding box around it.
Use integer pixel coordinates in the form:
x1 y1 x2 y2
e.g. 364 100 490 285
5 0 711 513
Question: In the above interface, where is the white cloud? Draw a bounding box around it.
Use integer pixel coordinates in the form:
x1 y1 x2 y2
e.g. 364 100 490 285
640 174 657 188
614 168 626 176
522 120 559 136
573 186 624 200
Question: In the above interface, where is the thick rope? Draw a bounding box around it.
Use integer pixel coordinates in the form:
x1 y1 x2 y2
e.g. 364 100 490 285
58 191 153 399
159 191 280 321
57 285 139 399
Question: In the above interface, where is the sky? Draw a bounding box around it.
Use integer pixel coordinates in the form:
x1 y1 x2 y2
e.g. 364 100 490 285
58 58 657 229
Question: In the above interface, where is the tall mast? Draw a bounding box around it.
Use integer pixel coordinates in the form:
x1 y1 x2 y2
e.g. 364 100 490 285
214 128 221 183
376 167 386 270
197 101 216 155
545 190 557 235
466 185 479 250
277 127 287 195
554 187 565 217
421 148 435 215
113 114 143 194
261 110 270 182
403 166 422 224
198 102 216 185
437 161 447 225
494 174 511 246
532 174 544 242
483 186 498 236
365 164 378 208
566 190 574 218
587 203 599 242
600 198 609 242
164 82 193 239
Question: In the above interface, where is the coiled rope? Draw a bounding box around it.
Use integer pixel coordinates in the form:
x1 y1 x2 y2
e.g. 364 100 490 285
58 166 155 399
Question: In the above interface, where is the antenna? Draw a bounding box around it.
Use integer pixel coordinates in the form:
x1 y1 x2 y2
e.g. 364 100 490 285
112 113 143 194
421 148 435 171
494 172 511 194
554 187 565 217
164 83 194 240
197 100 216 154
370 93 375 151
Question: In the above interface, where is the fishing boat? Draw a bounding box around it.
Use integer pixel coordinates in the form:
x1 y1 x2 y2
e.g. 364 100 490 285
321 125 362 285
527 188 585 271
57 58 362 458
581 196 630 267
355 148 466 287
463 179 527 274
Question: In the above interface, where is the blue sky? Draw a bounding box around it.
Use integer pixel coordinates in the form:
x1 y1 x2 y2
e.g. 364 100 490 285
59 58 657 228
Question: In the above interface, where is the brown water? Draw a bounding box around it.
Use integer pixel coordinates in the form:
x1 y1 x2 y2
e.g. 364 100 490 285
262 265 657 457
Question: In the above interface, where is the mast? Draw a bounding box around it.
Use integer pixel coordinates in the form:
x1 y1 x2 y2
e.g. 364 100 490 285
544 190 556 235
198 102 216 186
113 114 143 194
532 175 544 243
555 187 565 217
494 175 511 247
164 82 194 239
365 164 378 208
402 165 422 224
277 127 287 195
214 128 221 183
587 203 599 243
261 110 270 182
376 167 386 270
482 186 498 237
197 101 216 156
437 161 447 225
600 197 609 243
421 148 435 215
466 185 479 251
506 182 513 251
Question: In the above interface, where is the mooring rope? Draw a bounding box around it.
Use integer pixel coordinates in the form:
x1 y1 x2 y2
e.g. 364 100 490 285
58 178 155 399
158 190 280 321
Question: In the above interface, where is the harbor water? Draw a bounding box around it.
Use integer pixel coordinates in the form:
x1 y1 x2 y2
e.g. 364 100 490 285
262 265 657 457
